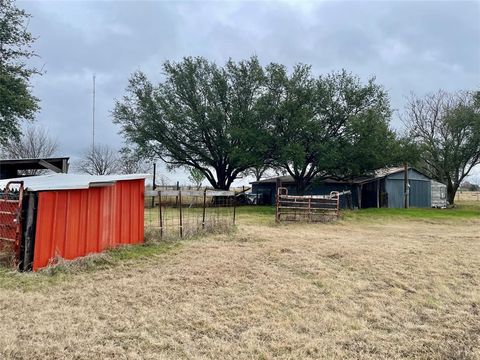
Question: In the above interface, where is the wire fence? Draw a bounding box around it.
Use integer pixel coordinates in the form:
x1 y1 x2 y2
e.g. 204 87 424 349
455 190 480 202
145 187 236 239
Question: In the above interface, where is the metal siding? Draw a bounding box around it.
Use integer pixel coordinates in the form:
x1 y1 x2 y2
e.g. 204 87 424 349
77 190 89 256
85 188 100 254
32 179 145 270
409 180 431 207
120 181 130 245
33 192 56 268
385 178 432 208
65 191 81 259
387 169 431 181
385 179 404 208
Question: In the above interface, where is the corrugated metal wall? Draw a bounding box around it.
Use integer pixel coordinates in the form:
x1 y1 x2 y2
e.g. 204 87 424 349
409 180 431 207
385 178 432 208
32 179 144 270
385 179 404 208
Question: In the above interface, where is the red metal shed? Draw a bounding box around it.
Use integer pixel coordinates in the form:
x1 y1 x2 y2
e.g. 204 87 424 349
0 174 147 271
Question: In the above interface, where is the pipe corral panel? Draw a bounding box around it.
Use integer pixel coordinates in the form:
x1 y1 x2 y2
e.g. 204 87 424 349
33 179 145 270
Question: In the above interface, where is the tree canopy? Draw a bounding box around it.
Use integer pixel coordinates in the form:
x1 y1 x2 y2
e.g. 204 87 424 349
113 56 269 190
405 90 480 204
0 0 41 144
263 67 401 192
114 57 410 190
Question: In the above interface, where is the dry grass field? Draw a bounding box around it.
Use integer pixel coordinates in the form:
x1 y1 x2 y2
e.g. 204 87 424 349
456 190 480 203
0 204 479 359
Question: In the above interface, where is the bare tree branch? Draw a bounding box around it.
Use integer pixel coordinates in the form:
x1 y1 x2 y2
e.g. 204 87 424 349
0 125 58 175
405 90 480 204
76 145 120 175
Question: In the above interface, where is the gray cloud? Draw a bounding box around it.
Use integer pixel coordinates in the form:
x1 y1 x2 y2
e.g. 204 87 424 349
18 0 480 181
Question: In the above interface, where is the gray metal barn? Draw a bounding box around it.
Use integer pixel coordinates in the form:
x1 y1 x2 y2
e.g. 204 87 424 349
251 167 438 209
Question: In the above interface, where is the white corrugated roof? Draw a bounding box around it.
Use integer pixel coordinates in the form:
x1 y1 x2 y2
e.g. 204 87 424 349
0 173 150 191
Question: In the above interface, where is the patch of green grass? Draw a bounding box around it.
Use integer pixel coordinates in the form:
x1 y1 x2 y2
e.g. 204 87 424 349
235 206 276 225
0 268 67 290
0 241 181 291
236 205 275 216
107 242 180 261
342 203 479 222
234 203 479 224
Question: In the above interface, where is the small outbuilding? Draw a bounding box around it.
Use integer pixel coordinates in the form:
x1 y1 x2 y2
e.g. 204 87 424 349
251 167 436 209
0 174 147 271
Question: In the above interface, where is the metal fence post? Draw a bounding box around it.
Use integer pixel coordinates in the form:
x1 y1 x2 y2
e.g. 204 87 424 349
275 188 280 223
233 192 236 225
202 188 206 229
179 190 183 238
158 192 163 238
308 197 312 222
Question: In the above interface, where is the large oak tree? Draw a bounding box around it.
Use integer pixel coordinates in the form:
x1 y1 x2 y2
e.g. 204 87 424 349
262 66 399 193
113 56 269 190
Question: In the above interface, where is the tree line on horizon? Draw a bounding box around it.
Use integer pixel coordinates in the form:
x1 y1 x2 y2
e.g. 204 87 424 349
1 0 479 204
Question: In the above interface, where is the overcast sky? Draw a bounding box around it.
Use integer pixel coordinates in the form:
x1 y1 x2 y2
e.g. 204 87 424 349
19 0 480 183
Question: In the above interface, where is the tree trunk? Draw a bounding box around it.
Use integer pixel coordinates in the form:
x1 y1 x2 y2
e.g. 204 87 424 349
447 180 457 205
294 178 308 195
213 166 228 190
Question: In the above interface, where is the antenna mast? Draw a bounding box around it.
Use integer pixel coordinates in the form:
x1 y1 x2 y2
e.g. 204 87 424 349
92 74 96 151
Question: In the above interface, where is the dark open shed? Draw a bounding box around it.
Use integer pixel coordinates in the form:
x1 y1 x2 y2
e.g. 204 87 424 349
0 157 69 179
251 167 433 209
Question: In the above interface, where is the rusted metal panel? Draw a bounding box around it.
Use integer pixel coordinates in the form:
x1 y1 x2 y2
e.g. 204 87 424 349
0 181 24 267
32 179 144 270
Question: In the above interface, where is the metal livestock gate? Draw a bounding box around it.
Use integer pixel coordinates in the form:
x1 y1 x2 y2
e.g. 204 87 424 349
275 187 341 222
0 181 24 267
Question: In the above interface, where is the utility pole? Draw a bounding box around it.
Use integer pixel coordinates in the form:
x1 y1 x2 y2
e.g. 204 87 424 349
92 74 96 152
